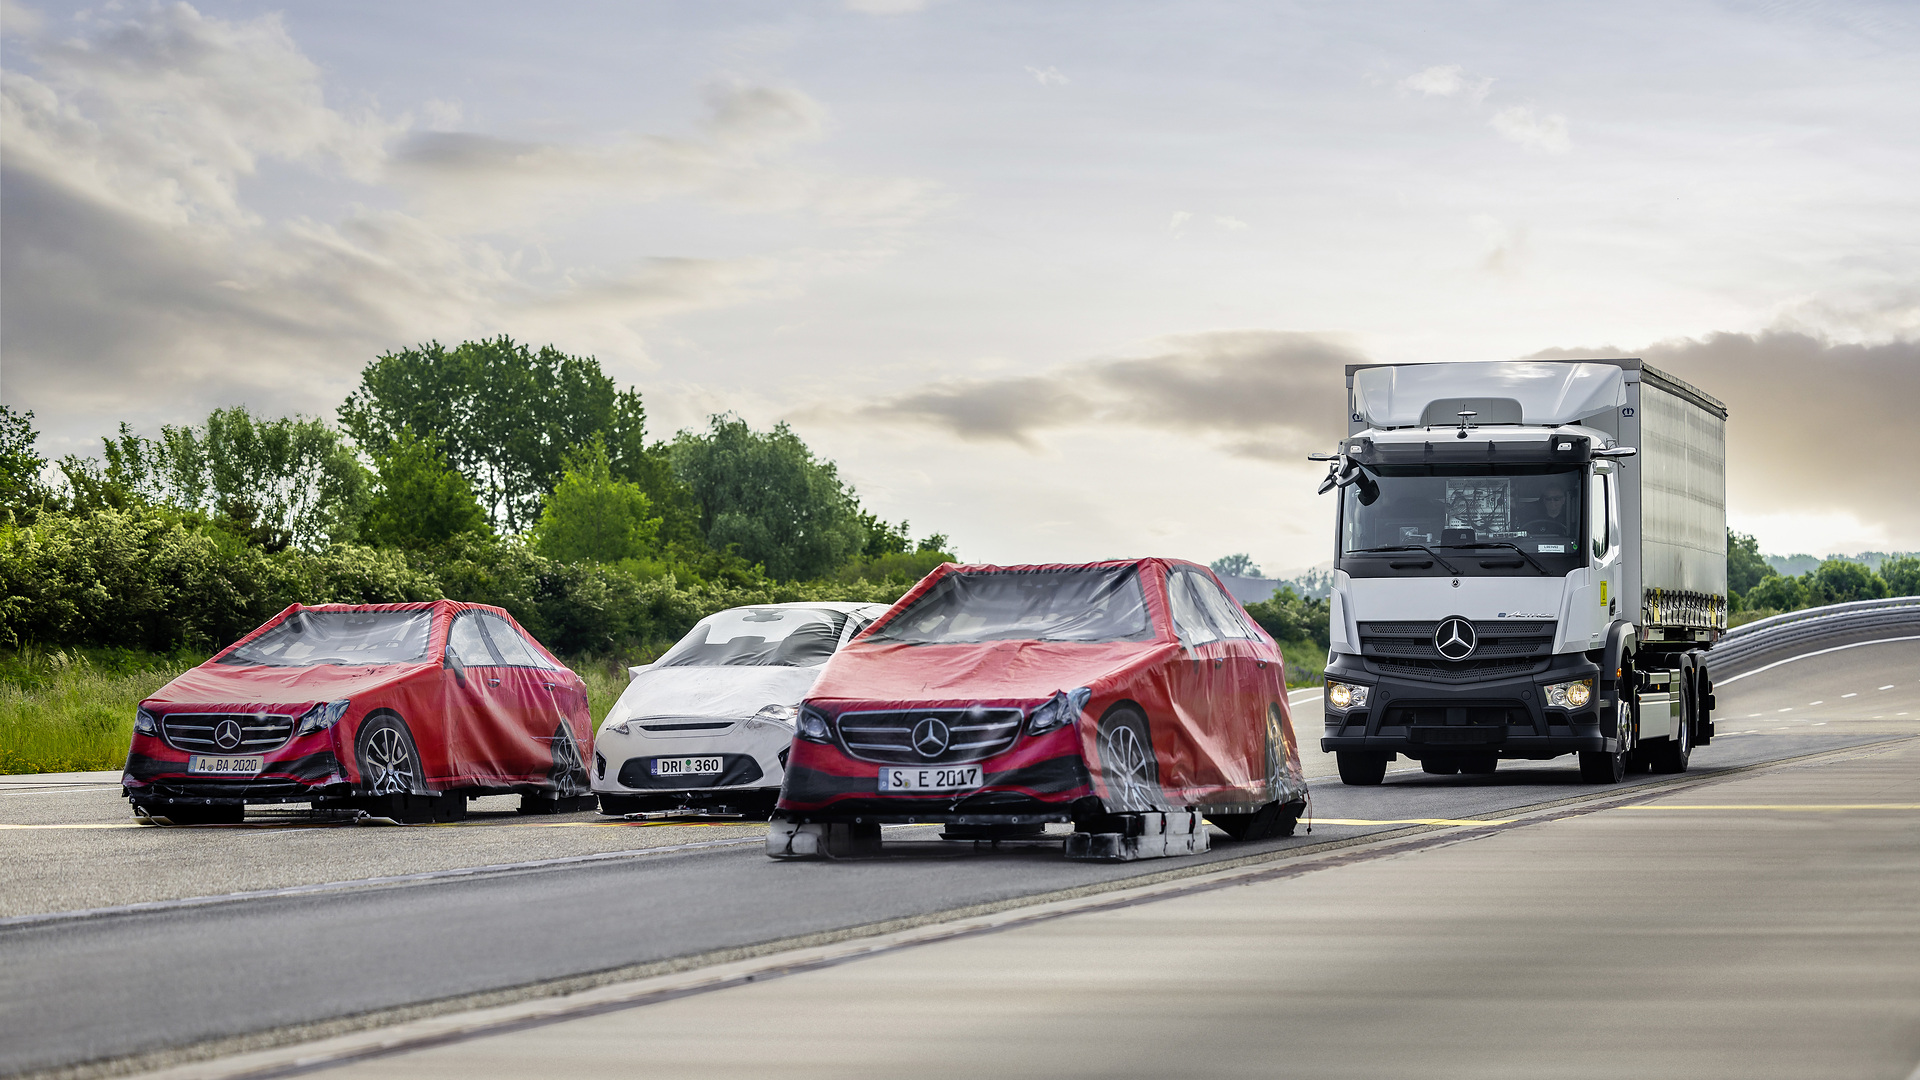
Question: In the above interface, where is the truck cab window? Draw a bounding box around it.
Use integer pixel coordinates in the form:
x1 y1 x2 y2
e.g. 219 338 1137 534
1588 469 1611 560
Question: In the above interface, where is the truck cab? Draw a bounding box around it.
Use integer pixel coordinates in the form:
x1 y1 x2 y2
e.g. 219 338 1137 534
1316 359 1726 785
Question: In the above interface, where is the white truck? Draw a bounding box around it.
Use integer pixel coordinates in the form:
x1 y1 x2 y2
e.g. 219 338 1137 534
1313 358 1725 784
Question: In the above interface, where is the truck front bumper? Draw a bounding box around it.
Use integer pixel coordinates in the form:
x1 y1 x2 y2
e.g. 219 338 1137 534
1319 651 1621 759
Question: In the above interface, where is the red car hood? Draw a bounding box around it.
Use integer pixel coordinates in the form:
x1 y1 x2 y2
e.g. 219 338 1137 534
809 638 1179 708
145 662 433 711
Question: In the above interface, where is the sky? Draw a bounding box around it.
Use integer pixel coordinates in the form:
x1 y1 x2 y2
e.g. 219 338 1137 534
3 0 1917 573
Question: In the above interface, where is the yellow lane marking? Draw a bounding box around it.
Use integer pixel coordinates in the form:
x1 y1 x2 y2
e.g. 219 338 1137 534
1308 817 1517 827
1622 804 1920 811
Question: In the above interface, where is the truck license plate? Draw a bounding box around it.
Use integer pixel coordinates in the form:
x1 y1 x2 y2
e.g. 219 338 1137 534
652 756 724 777
188 755 264 775
879 765 983 792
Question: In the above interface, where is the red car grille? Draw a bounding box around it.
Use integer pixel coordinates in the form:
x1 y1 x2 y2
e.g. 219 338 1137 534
160 712 297 754
834 708 1025 765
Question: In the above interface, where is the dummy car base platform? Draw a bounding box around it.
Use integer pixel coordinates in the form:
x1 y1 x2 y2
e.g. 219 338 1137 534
764 810 1210 861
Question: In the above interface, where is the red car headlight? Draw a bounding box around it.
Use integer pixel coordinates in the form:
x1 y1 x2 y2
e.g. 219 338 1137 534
796 705 832 743
295 699 350 737
133 708 158 736
1027 687 1092 735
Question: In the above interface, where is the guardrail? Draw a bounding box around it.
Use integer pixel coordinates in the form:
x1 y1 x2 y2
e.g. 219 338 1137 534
1707 596 1920 678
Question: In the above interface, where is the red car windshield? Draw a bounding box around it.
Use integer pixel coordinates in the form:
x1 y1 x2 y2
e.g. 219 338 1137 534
868 567 1153 645
217 610 433 667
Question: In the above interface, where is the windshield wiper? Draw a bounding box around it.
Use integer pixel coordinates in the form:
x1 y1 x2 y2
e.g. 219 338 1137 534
1346 545 1462 575
1442 541 1552 576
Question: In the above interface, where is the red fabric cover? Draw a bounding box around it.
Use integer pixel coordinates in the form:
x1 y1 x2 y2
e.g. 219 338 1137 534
781 559 1305 816
125 600 591 797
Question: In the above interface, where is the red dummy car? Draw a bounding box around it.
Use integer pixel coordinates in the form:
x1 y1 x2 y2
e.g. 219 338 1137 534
768 559 1308 859
122 601 594 824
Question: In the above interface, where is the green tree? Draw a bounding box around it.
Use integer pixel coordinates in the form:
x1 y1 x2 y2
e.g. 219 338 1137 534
530 436 661 564
1744 573 1806 612
1726 529 1772 597
1210 553 1262 578
859 511 913 558
362 432 490 550
339 337 690 536
671 415 866 581
84 408 369 550
1878 556 1920 597
0 406 50 517
1807 559 1888 605
1243 586 1331 654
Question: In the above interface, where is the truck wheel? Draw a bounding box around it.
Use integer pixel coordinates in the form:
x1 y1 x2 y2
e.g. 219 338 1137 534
1336 751 1389 786
1648 714 1692 774
1578 749 1627 784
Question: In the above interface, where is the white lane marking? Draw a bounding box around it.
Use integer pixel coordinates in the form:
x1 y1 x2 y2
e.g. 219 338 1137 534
1716 637 1920 686
1843 693 1858 698
0 836 764 928
1810 701 1824 705
1778 708 1793 713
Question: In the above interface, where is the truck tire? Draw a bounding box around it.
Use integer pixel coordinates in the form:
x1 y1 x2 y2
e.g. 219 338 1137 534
1578 749 1627 783
1336 751 1389 786
1648 712 1692 774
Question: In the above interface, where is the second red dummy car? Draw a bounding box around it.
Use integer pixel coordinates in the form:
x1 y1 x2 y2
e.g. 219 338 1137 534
770 559 1307 858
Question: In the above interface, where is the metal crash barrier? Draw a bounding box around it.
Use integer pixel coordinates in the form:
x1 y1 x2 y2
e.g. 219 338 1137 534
1707 597 1920 680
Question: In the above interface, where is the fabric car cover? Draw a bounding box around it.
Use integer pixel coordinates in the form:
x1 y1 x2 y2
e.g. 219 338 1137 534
785 559 1306 818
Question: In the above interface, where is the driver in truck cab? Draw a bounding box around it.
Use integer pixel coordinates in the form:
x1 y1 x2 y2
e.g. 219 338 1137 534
1523 485 1576 535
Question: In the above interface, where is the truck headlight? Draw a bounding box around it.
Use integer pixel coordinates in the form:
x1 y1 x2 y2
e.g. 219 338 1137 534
796 705 832 743
1027 687 1092 735
295 699 350 736
1544 679 1594 709
1326 682 1371 710
134 708 158 736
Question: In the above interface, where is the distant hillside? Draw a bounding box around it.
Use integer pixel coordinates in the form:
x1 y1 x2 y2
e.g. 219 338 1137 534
1766 550 1918 577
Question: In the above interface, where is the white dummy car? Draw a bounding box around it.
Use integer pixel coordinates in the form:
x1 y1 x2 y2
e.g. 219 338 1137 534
592 602 888 817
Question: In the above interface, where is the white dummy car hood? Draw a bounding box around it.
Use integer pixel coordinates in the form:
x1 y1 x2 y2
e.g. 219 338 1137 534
606 664 824 726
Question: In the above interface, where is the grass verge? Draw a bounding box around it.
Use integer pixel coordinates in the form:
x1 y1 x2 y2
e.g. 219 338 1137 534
0 648 201 774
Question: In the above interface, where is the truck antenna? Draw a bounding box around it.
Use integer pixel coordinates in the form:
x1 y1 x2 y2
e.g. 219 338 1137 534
1456 409 1477 440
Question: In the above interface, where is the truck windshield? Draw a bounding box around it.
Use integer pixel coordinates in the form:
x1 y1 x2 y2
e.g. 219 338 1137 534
867 567 1153 645
1341 465 1586 570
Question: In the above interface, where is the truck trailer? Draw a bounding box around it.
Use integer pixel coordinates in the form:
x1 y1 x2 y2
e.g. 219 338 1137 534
1313 358 1726 784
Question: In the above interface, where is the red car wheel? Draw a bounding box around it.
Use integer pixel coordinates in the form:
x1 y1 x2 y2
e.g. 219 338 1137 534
356 714 422 796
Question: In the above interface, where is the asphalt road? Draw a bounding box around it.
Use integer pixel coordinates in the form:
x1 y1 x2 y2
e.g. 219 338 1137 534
1 638 1914 1077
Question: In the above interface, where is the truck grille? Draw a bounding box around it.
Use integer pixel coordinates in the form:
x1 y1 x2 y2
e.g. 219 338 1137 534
160 712 297 754
834 707 1025 765
1358 620 1556 677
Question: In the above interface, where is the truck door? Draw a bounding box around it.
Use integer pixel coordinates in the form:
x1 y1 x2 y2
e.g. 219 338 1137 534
1589 463 1622 630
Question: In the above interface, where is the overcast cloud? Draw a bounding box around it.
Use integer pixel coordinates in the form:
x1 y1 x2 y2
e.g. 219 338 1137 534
4 0 1917 570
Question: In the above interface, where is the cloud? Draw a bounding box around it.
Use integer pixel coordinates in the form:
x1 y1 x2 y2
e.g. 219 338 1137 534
1026 66 1069 87
1489 104 1571 153
0 3 942 451
2 0 43 37
1529 331 1920 548
1399 64 1493 102
1213 215 1248 230
1168 210 1191 234
1472 214 1529 275
849 330 1358 460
